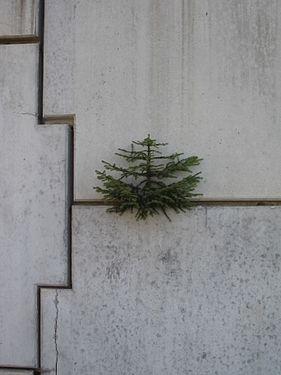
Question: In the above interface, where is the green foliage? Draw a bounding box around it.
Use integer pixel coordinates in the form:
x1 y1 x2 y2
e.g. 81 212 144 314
94 134 202 221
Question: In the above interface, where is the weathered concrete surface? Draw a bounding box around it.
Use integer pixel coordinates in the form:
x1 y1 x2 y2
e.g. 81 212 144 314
42 206 281 375
43 0 74 115
0 45 69 366
0 0 38 36
44 0 281 199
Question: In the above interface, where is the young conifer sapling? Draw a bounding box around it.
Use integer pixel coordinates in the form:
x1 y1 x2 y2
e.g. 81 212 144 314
94 134 202 220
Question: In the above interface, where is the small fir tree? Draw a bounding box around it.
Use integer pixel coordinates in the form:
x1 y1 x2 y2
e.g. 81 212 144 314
94 134 202 221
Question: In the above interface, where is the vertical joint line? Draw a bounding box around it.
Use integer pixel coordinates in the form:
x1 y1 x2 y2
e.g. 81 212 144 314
37 287 42 368
67 126 74 288
38 0 45 124
54 290 59 374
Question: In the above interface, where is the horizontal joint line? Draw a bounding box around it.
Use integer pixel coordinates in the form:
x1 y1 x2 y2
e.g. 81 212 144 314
0 34 39 45
74 198 281 207
43 114 75 126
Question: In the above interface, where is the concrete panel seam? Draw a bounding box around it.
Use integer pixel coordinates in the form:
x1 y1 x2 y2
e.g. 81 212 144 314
0 35 39 44
74 198 281 207
0 368 40 375
54 291 59 375
37 0 45 124
43 114 75 126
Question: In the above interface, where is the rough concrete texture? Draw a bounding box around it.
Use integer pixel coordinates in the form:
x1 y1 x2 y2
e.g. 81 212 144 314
0 0 38 36
44 0 281 199
41 206 281 375
0 45 69 366
43 0 74 116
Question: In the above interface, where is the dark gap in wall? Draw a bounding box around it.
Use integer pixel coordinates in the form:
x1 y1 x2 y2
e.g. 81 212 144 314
0 35 39 44
37 0 44 124
74 199 281 206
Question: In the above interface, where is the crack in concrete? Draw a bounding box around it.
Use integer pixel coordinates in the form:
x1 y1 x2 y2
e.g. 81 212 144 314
54 290 59 375
20 112 38 117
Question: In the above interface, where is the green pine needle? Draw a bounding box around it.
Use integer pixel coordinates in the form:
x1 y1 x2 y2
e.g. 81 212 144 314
94 134 202 220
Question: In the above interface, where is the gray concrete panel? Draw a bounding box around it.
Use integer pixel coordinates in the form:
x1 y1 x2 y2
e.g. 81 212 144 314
43 0 74 115
0 0 38 36
42 206 281 374
0 45 69 366
44 0 281 199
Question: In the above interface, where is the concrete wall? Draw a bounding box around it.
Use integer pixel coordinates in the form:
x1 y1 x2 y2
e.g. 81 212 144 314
1 1 281 374
41 206 281 375
0 44 69 367
0 0 38 36
44 0 281 199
